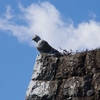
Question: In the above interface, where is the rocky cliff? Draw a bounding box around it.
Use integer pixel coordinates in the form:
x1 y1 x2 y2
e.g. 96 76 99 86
25 49 100 100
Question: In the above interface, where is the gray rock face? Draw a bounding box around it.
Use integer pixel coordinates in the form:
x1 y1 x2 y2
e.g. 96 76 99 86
26 80 60 100
26 49 100 100
31 54 58 80
32 35 60 56
55 52 86 79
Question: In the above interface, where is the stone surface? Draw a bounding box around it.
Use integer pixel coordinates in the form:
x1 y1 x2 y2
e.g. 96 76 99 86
26 49 100 100
56 75 93 100
55 52 86 79
32 54 59 80
26 80 60 100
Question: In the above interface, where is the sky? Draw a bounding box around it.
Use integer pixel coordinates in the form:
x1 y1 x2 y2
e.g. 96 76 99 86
0 0 100 100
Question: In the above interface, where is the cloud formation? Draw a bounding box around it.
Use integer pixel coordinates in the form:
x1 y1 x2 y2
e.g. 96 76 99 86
0 2 100 51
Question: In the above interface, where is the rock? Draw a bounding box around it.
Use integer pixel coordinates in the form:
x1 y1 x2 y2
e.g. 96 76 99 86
85 50 96 74
25 49 100 100
31 54 59 81
56 76 92 100
58 77 84 99
72 97 95 100
26 80 61 100
87 90 94 96
55 52 86 79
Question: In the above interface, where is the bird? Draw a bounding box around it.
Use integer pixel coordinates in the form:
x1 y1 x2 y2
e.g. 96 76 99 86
32 35 60 56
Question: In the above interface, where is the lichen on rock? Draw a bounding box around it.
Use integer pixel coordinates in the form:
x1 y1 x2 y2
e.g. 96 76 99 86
31 54 59 81
26 48 100 100
26 80 60 100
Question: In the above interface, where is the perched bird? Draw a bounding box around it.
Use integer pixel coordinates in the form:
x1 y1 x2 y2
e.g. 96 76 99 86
32 35 60 56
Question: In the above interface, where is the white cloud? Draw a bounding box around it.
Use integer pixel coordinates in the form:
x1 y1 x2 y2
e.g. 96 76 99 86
0 2 100 51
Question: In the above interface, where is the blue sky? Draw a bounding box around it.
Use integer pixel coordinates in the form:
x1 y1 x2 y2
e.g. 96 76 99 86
0 0 100 100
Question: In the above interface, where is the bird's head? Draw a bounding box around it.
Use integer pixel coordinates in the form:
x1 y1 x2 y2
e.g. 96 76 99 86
32 35 41 42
